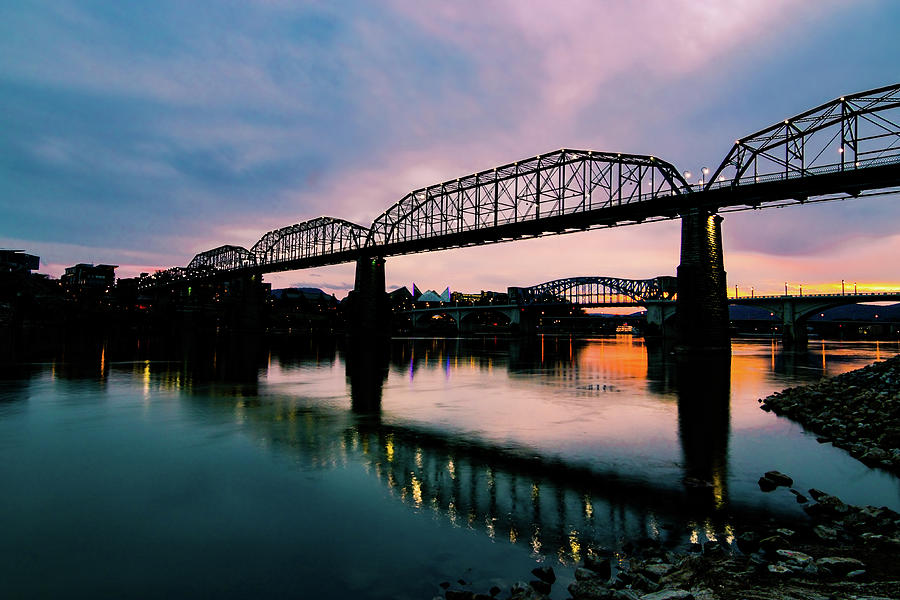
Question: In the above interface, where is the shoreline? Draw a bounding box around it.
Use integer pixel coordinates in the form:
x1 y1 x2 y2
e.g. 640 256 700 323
436 353 900 600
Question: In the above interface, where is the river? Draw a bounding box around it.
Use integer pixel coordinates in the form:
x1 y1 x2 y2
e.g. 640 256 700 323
1 333 898 599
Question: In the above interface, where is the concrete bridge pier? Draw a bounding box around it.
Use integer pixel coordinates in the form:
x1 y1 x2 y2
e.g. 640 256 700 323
348 255 390 336
644 302 677 339
779 302 809 350
676 208 730 352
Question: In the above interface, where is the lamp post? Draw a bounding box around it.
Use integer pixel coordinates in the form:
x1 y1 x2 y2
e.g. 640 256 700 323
784 282 788 296
799 283 803 297
842 279 845 295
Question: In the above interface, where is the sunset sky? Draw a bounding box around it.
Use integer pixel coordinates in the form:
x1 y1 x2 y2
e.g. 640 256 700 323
2 1 898 297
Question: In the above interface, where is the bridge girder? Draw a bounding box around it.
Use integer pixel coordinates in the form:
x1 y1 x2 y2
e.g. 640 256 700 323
366 149 689 252
187 244 257 271
250 216 368 267
516 275 677 305
706 83 900 192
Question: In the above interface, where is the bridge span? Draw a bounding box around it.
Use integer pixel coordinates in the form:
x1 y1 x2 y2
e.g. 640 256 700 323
403 275 899 349
151 83 900 350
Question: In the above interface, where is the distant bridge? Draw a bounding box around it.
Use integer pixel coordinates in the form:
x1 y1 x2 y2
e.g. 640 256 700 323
404 276 900 347
150 84 900 349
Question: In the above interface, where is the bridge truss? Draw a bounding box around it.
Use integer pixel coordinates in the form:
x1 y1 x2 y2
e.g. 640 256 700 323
367 150 689 254
708 83 900 192
513 276 677 306
164 83 900 282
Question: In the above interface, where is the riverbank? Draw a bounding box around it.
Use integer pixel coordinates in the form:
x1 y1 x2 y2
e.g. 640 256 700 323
435 353 900 600
760 353 900 473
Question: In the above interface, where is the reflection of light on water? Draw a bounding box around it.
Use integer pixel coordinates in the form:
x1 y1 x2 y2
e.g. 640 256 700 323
448 501 458 526
485 516 496 539
415 448 423 470
387 471 396 492
509 526 518 544
583 495 594 520
704 520 717 542
724 523 735 544
689 524 699 544
447 459 456 479
143 361 151 399
647 515 659 538
234 399 246 424
712 471 726 510
532 483 540 500
411 475 423 507
568 530 582 563
487 468 494 489
100 345 106 377
531 526 542 557
385 434 395 463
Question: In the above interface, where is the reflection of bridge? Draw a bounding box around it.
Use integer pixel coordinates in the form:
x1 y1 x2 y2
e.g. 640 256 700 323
154 84 900 349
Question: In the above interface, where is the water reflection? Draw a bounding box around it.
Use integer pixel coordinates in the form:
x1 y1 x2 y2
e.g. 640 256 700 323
674 354 731 510
6 333 897 565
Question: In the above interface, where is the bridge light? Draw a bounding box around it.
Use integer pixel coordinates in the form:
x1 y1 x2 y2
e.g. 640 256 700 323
840 96 845 101
838 147 844 153
683 171 692 179
702 167 709 175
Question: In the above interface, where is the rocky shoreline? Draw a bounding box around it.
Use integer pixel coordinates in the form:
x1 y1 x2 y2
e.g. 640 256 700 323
759 353 900 473
434 354 900 600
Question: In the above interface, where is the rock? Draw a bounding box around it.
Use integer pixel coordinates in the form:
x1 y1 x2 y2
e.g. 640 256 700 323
446 590 475 600
576 567 602 581
775 528 795 538
531 566 555 584
474 594 494 600
510 581 546 600
846 569 866 579
641 564 674 582
736 532 759 553
638 590 693 600
758 535 789 554
440 582 451 589
766 564 792 576
812 525 838 541
757 477 777 492
529 579 552 595
789 489 808 503
489 586 501 597
611 590 641 600
632 573 661 593
583 556 612 580
568 579 615 600
815 556 866 575
775 549 813 566
763 471 794 487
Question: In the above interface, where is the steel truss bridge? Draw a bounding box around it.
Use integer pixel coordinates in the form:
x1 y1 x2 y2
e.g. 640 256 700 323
151 83 900 282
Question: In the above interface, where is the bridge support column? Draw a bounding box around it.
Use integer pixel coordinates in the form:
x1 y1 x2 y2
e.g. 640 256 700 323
644 302 677 339
676 209 730 352
781 301 808 350
348 255 390 336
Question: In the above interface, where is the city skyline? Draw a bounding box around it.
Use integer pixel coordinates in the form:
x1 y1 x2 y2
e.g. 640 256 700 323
2 1 899 296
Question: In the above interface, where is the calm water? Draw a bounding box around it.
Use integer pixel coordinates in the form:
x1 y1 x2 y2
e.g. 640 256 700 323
1 334 898 599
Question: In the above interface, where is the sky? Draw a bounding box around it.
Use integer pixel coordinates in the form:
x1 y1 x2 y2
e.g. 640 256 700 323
1 0 899 298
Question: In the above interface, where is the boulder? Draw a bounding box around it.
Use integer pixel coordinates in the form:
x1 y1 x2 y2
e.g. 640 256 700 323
815 556 866 575
763 471 794 487
531 566 555 584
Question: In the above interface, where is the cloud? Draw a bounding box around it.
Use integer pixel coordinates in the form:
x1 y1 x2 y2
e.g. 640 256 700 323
1 0 897 297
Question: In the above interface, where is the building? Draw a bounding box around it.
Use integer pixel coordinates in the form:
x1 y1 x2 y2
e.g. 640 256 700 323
61 263 118 293
0 250 40 274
